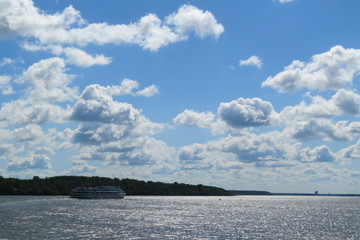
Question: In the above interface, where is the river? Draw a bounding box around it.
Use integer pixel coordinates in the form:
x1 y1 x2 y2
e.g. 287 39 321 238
1 195 359 239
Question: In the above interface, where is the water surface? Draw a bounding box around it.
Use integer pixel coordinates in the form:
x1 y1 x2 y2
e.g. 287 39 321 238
0 195 359 239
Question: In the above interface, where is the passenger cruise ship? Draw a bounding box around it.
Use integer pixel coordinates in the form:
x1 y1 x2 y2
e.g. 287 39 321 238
70 186 126 199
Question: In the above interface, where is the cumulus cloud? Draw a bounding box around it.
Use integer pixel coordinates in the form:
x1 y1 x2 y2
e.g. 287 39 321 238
62 47 112 67
178 144 206 162
280 90 360 121
20 57 77 103
166 4 224 39
298 145 336 163
8 153 51 171
0 0 84 38
286 119 354 142
135 85 159 97
0 144 15 160
174 109 215 129
0 75 14 95
280 95 339 121
177 142 246 171
0 101 71 125
2 0 224 57
0 56 165 172
0 57 77 173
262 46 360 92
71 86 164 141
332 89 360 115
70 160 97 175
173 97 278 135
22 44 112 68
11 124 44 143
74 135 175 166
72 85 141 124
0 58 76 126
209 133 296 165
239 55 263 69
70 81 158 125
218 97 276 128
72 79 158 101
337 139 360 164
70 82 172 167
175 131 339 172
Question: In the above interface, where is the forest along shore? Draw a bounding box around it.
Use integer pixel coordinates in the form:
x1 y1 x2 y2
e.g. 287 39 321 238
0 176 232 196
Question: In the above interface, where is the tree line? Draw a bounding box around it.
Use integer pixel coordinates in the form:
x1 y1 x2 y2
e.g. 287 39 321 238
0 175 232 196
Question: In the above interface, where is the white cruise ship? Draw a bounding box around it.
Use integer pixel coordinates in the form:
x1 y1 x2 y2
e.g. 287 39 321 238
70 186 126 199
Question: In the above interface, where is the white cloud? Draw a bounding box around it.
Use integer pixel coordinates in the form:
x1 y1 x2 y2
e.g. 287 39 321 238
174 109 215 129
62 47 112 67
11 124 44 143
71 84 164 138
0 75 14 95
218 97 276 128
71 85 141 124
332 89 360 115
0 57 14 66
280 90 360 121
0 100 71 125
0 58 76 126
298 145 336 163
114 79 139 96
0 144 15 160
337 139 360 164
285 119 355 142
21 44 111 67
239 55 263 69
175 131 340 172
74 134 175 167
0 1 84 38
278 0 295 3
208 132 296 165
8 152 51 171
2 1 224 56
280 94 339 121
135 85 159 97
20 57 77 103
166 4 224 39
70 83 172 167
0 57 77 173
173 98 279 135
70 160 97 175
262 46 360 92
72 79 158 101
0 59 164 171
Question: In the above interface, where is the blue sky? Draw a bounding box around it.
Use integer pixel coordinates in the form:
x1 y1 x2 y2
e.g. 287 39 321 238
1 0 360 193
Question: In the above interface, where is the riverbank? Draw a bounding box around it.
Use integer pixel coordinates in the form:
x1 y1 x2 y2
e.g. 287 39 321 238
0 175 232 196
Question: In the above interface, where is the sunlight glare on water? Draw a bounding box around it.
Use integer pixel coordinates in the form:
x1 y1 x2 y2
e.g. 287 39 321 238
1 195 360 239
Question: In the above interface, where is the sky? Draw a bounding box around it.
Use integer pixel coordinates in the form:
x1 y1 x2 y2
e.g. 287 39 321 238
1 0 360 193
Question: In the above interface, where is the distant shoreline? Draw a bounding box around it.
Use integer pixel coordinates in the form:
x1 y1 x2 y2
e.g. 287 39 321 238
271 193 360 197
229 190 360 197
0 176 232 196
1 175 359 197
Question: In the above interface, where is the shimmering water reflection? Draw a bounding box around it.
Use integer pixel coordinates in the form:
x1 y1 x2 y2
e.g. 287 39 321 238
1 195 359 239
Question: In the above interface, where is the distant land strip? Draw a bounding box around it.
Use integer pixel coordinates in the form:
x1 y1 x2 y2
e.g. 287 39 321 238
230 190 360 197
1 176 359 197
0 175 232 196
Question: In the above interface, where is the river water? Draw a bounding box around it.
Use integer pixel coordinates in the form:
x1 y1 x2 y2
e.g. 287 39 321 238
0 195 359 239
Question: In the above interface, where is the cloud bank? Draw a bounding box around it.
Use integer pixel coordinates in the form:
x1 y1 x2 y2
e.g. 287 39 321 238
1 0 224 67
262 46 360 93
1 0 360 193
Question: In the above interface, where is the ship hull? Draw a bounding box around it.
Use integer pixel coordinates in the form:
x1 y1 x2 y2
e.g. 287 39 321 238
70 186 126 199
